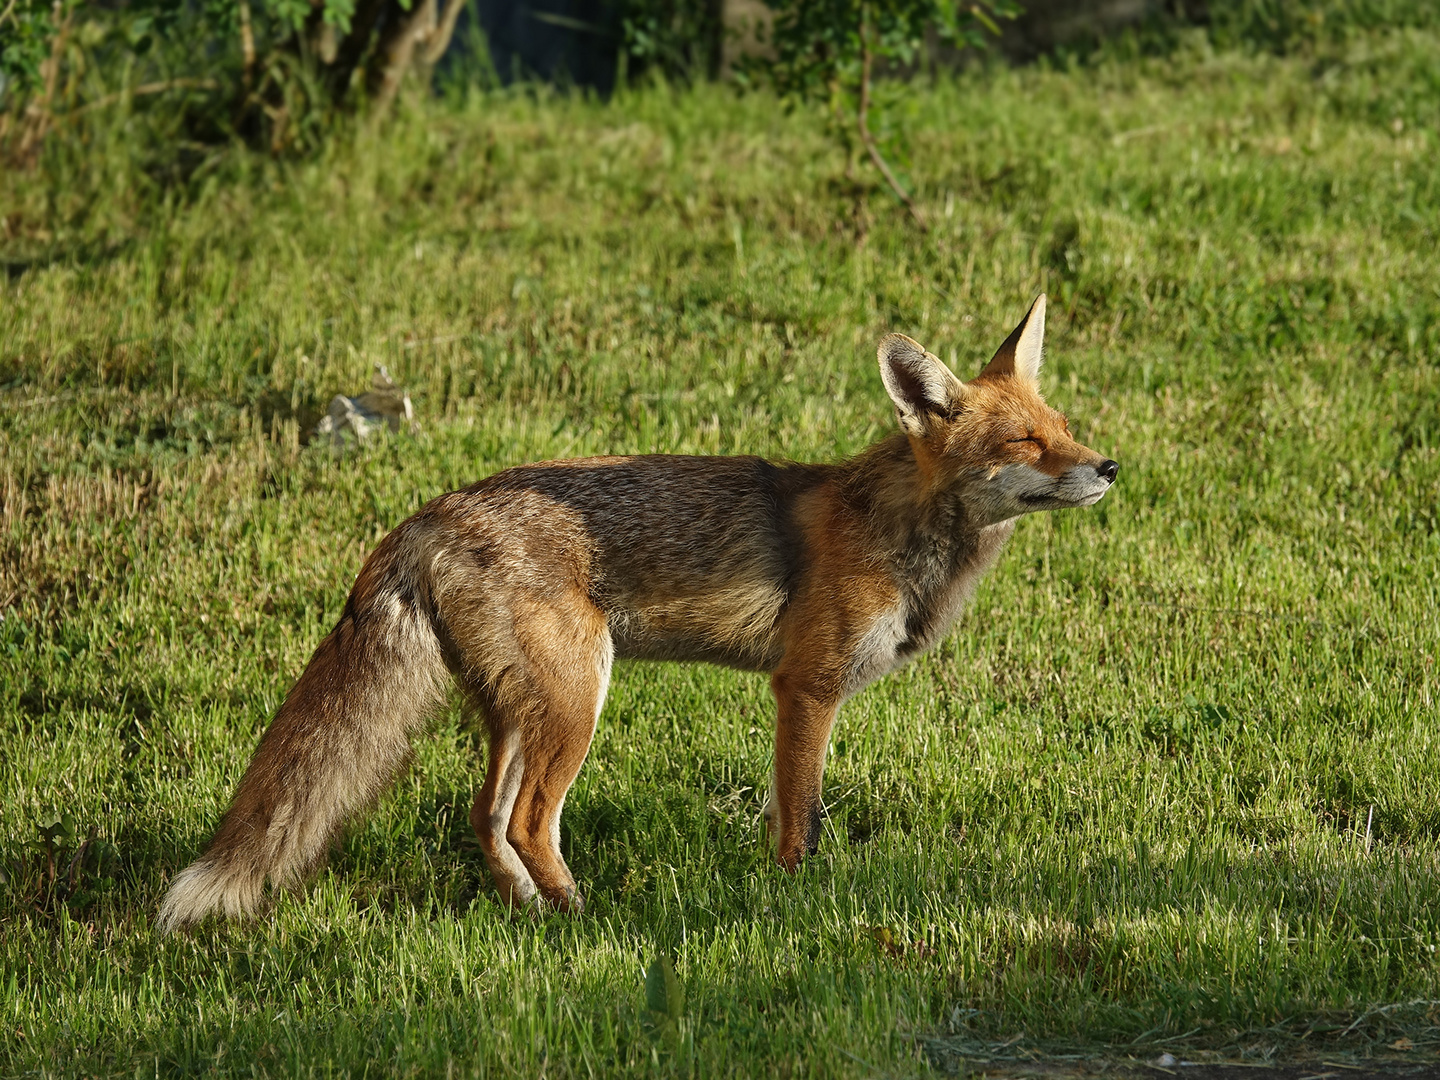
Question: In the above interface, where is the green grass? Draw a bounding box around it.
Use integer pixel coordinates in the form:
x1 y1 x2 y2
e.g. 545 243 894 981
3 28 1440 1078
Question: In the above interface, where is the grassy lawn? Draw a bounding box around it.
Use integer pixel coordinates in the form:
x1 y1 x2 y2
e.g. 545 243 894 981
3 27 1440 1077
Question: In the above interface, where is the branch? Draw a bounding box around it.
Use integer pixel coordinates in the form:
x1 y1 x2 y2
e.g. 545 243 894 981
856 6 926 231
421 0 467 66
68 78 219 115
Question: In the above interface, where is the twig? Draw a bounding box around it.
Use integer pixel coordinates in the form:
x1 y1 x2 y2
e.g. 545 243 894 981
1111 123 1172 146
68 78 219 115
238 0 256 90
857 5 926 231
0 0 19 30
422 0 468 66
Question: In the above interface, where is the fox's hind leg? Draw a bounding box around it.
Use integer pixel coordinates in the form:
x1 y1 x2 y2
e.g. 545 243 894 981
504 600 613 912
463 590 612 912
468 693 537 908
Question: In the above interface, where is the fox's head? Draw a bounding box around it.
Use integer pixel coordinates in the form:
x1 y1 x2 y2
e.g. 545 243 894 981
878 295 1118 526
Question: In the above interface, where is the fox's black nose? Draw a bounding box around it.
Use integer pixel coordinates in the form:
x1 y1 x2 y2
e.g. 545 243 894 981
1097 460 1119 483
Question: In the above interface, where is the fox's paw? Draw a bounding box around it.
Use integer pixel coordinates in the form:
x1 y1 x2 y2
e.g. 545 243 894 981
536 883 584 915
771 803 824 872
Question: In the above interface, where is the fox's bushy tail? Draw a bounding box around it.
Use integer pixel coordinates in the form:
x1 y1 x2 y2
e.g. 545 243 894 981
157 533 449 933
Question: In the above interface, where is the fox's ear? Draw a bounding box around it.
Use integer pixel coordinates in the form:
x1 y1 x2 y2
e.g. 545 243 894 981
878 333 969 436
978 294 1046 386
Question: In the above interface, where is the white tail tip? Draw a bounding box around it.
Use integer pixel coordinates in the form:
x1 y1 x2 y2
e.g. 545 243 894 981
156 857 264 934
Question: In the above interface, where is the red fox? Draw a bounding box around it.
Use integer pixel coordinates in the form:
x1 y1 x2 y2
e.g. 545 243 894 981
157 294 1117 931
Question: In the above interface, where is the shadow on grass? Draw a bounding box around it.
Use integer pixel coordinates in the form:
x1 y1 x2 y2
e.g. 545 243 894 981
5 834 1440 1077
1 241 133 282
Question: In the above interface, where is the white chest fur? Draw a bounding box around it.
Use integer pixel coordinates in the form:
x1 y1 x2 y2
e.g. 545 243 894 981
843 518 1016 697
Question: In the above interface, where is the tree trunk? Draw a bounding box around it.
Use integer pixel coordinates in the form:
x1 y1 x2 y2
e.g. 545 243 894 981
318 0 468 117
367 0 437 118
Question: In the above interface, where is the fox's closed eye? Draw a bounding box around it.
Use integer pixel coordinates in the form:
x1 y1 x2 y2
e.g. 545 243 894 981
1007 436 1040 444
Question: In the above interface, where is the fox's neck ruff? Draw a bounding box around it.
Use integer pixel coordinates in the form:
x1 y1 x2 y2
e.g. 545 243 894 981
843 434 998 568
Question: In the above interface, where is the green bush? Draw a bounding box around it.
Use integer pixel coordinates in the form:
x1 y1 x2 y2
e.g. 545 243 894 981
1206 0 1440 52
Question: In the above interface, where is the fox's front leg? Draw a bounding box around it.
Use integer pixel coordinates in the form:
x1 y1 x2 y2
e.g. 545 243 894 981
767 669 842 870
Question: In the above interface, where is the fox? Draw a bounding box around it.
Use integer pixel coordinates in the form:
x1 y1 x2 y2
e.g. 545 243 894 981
157 294 1118 931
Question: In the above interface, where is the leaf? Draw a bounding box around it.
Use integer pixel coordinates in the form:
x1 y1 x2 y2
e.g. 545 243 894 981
37 813 75 842
1391 1037 1414 1051
644 955 684 1022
